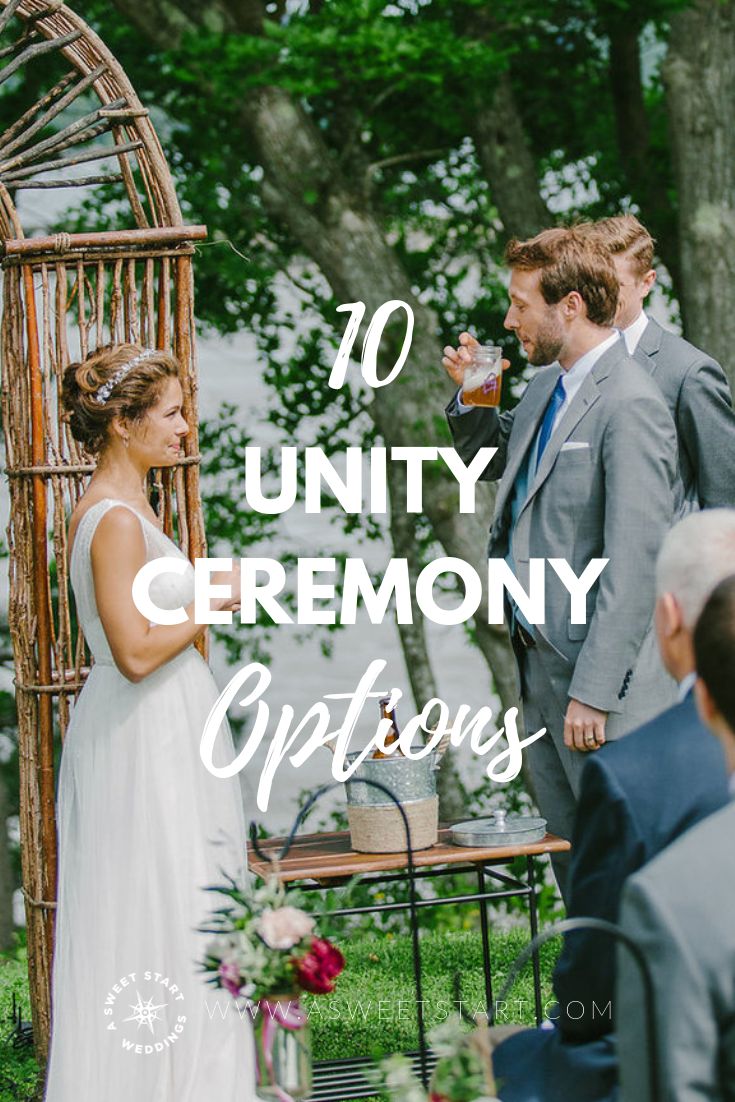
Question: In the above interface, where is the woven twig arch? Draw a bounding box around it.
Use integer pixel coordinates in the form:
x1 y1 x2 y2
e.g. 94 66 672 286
0 0 208 1067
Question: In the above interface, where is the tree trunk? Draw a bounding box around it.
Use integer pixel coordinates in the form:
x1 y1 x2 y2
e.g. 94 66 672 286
472 72 551 241
384 457 468 821
663 0 735 385
110 0 523 716
605 16 681 288
245 83 520 708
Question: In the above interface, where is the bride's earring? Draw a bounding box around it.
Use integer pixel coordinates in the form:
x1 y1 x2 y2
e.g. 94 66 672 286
123 435 130 449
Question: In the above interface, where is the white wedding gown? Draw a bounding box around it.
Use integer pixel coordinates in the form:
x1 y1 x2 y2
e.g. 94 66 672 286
45 499 257 1101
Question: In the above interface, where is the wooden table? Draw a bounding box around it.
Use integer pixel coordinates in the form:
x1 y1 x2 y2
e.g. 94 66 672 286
248 824 570 1101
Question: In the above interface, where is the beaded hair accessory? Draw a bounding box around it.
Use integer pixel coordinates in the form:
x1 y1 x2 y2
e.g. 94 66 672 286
94 348 158 405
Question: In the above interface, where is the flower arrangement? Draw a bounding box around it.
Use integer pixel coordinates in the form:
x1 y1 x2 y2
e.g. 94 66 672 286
200 874 344 1004
200 874 345 1100
373 1016 500 1102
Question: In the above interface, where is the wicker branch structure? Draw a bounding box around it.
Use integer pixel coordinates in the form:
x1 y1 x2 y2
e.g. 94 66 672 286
0 0 207 1066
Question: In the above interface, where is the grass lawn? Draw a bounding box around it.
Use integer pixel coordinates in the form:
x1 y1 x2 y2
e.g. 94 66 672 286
0 928 559 1101
0 952 38 1102
306 926 559 1061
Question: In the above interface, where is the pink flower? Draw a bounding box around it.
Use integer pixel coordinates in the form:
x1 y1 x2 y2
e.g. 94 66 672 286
218 958 243 998
256 906 315 950
293 937 345 995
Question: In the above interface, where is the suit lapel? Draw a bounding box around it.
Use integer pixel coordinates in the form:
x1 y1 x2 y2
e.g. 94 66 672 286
494 371 559 520
521 339 624 511
633 317 663 378
523 376 600 506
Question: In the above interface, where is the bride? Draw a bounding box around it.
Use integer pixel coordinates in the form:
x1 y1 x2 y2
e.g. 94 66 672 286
45 343 257 1100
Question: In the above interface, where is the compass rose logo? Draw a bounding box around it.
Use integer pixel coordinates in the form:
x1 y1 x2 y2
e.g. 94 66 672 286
102 969 187 1055
122 991 168 1034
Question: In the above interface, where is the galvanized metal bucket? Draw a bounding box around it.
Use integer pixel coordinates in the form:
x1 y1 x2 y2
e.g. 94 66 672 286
342 736 449 853
344 749 442 807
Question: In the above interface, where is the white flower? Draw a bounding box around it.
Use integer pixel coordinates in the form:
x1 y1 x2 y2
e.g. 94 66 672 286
256 906 315 950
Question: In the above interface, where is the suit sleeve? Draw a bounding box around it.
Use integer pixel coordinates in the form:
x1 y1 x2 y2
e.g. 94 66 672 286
617 874 718 1102
553 755 644 1042
678 356 735 509
445 389 515 482
567 390 676 712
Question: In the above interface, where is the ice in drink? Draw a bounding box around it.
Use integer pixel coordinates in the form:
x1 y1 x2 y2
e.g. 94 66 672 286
462 345 503 407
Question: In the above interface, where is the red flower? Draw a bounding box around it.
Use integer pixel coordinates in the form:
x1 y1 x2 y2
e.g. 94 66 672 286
293 937 345 995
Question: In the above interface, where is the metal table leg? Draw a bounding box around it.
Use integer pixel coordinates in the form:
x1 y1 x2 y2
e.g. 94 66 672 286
476 864 495 1022
283 853 549 1097
526 855 543 1024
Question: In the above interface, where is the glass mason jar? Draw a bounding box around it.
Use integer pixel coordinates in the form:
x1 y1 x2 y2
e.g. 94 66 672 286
461 344 503 407
252 996 312 1101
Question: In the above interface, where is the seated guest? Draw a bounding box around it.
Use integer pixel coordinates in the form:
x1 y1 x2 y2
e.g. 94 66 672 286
617 574 735 1102
493 510 735 1102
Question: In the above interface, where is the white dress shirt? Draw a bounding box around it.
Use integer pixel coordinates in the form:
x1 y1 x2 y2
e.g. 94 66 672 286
678 670 697 703
457 329 621 430
621 311 649 355
547 330 620 436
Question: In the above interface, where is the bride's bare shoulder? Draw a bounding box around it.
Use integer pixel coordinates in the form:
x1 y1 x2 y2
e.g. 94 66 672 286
68 494 106 553
68 495 136 556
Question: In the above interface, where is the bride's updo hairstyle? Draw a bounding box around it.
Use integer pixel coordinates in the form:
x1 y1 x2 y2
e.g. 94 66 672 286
62 343 181 454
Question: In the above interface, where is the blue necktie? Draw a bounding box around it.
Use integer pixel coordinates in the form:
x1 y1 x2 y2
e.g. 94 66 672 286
535 374 566 471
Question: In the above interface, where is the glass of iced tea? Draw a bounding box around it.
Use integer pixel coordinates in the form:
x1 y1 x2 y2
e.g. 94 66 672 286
462 344 503 407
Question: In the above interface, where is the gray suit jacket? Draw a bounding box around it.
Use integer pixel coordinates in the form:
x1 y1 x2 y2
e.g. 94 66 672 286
447 339 677 714
633 318 735 511
617 799 735 1102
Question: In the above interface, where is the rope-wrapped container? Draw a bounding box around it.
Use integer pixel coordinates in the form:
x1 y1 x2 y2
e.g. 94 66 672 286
347 795 438 853
343 736 450 853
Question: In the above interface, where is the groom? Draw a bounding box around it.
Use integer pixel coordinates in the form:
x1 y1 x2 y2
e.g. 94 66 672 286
444 227 678 899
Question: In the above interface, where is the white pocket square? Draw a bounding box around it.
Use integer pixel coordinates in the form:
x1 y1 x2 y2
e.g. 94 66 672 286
560 440 591 451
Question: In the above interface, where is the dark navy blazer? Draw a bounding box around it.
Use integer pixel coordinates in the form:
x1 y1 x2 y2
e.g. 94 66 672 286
494 691 730 1102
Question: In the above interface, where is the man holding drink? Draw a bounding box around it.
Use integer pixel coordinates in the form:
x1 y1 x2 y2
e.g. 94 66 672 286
444 227 678 900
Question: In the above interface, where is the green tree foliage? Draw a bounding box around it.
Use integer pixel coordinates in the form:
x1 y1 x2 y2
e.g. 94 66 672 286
54 0 728 737
3 0 728 813
78 0 691 330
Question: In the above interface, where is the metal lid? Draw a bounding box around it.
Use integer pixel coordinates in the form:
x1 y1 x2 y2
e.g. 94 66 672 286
450 810 547 848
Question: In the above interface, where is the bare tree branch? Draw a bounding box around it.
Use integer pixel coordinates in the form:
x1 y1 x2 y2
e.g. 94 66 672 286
365 147 449 195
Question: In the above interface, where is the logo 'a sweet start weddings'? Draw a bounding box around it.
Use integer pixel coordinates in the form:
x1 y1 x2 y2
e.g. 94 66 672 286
130 302 608 811
102 970 187 1056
